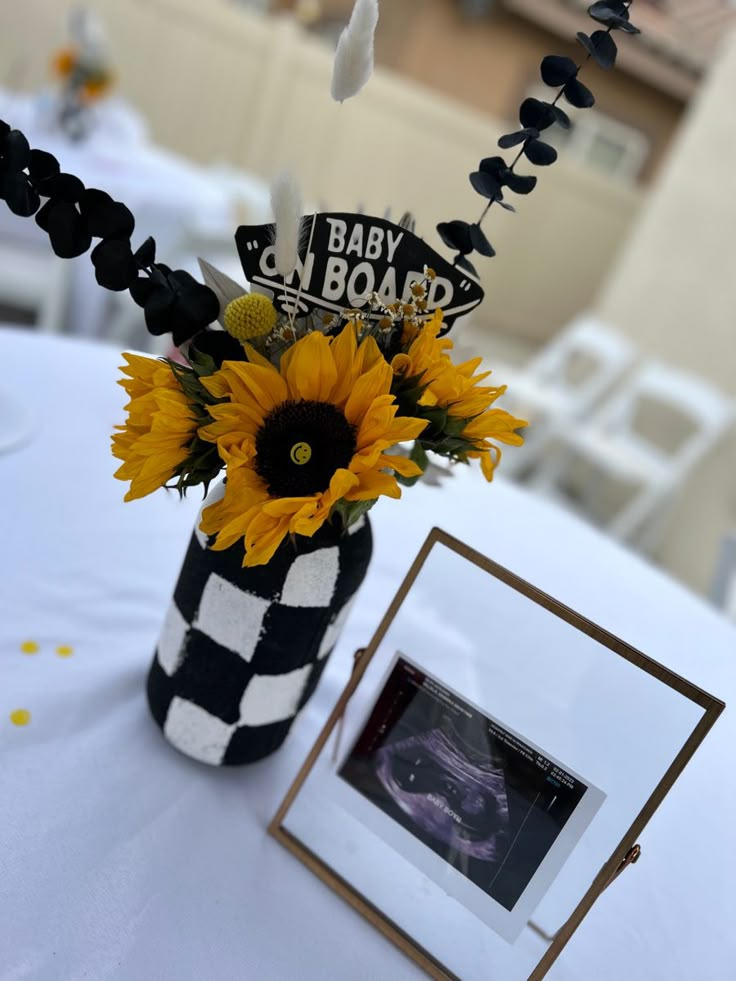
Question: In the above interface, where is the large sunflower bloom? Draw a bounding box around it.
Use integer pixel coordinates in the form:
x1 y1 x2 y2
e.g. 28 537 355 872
392 310 527 480
198 326 429 567
112 353 199 501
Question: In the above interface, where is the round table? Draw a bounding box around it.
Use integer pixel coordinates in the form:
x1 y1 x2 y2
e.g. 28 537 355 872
1 327 734 980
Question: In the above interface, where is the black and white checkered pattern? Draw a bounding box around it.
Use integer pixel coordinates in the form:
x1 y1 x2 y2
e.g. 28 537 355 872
146 512 372 765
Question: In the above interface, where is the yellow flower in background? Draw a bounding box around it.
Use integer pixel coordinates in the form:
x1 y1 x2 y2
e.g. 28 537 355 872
51 48 113 102
112 354 199 501
81 73 114 102
198 326 428 567
392 309 527 480
51 48 76 78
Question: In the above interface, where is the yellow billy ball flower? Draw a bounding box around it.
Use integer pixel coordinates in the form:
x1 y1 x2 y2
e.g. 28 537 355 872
223 293 278 342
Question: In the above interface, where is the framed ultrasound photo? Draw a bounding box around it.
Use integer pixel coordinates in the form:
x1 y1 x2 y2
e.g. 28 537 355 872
270 528 724 980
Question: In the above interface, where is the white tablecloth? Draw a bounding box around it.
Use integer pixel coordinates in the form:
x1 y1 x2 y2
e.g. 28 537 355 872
0 89 237 339
1 326 734 980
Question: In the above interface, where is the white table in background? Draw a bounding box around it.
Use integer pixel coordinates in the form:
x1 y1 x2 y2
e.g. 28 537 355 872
1 327 734 980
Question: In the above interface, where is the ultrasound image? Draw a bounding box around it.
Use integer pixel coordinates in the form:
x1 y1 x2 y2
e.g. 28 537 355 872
340 657 588 911
375 724 509 861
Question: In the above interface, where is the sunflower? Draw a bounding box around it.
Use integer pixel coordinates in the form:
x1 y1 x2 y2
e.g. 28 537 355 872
392 309 527 480
197 326 428 567
112 354 199 501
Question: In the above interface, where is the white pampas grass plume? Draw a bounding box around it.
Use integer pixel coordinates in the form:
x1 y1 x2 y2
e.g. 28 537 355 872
330 0 379 104
270 172 303 279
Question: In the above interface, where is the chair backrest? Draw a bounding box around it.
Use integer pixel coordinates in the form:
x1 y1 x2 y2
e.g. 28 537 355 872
711 530 736 621
36 255 74 334
591 360 735 471
0 237 72 334
525 315 636 412
208 164 273 226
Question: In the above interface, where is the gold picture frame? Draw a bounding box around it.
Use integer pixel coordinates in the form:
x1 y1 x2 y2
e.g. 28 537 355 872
270 527 725 980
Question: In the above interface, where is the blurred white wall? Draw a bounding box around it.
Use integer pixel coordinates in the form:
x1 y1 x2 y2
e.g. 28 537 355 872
596 27 736 593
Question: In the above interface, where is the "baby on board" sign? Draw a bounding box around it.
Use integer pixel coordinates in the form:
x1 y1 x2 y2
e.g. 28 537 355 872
235 213 484 328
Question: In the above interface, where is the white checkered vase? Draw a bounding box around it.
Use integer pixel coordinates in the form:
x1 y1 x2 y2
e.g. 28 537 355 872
147 490 372 765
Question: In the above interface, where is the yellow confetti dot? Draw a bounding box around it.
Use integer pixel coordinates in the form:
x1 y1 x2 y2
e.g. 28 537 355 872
55 645 74 658
10 709 31 726
20 641 39 655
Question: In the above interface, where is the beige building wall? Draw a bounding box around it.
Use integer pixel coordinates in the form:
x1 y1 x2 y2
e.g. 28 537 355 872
0 0 641 346
300 0 684 183
596 28 736 594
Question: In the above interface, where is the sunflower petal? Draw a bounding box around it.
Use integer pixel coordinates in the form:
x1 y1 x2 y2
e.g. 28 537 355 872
377 453 423 477
345 469 402 501
329 323 360 407
344 358 393 426
243 510 293 567
281 330 338 402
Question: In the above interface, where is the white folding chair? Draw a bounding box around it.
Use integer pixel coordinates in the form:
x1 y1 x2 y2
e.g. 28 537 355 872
531 361 735 553
711 531 736 622
0 239 72 333
494 315 636 477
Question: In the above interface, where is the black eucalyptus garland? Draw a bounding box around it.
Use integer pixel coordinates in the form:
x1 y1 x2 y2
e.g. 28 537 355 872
437 1 640 285
1 1 639 350
0 118 218 346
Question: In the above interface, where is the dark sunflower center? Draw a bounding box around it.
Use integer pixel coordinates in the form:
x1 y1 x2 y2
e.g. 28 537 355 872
255 400 357 496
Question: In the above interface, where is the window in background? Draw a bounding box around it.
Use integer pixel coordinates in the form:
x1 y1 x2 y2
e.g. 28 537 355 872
528 88 650 183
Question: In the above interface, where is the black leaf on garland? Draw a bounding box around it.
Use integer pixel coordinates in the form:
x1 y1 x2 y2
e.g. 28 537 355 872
436 0 640 301
190 327 248 367
129 265 220 346
135 236 156 267
0 119 220 346
469 224 494 257
588 1 640 34
469 169 502 199
0 127 40 217
563 77 596 109
577 30 618 70
519 98 559 132
540 55 578 87
92 239 138 291
437 219 475 256
478 156 537 195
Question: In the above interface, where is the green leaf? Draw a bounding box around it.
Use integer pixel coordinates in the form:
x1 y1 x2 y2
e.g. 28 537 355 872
188 348 217 378
396 471 421 487
410 441 429 470
420 406 449 432
442 414 468 437
429 435 474 454
331 497 377 529
395 442 428 487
